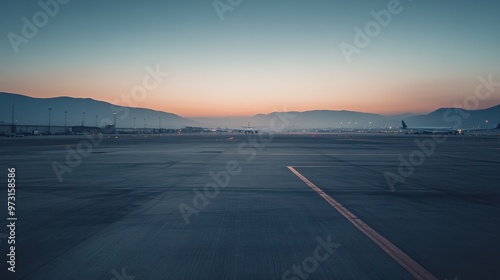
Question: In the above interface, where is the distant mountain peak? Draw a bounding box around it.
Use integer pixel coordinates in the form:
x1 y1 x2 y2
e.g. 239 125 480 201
0 92 200 128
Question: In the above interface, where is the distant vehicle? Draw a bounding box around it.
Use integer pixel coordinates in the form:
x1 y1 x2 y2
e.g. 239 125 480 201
4 133 24 137
460 123 500 134
401 121 459 135
239 123 258 134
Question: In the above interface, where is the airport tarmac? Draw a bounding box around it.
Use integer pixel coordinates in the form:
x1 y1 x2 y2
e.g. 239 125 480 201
0 133 499 279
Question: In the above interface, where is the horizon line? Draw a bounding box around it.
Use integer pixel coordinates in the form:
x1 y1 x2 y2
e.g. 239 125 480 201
1 91 499 119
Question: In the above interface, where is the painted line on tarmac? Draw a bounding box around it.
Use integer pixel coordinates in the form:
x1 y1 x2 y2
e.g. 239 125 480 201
290 166 347 168
324 154 399 156
269 153 399 156
287 166 438 280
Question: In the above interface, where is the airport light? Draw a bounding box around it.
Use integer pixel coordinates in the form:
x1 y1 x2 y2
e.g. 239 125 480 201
64 111 67 133
134 117 136 131
95 115 98 127
82 112 85 126
159 116 161 130
48 108 52 134
114 112 117 127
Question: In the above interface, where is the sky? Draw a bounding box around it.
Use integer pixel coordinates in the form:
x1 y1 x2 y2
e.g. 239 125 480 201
1 0 499 117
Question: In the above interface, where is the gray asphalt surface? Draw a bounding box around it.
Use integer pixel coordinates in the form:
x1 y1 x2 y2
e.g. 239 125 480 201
0 133 499 279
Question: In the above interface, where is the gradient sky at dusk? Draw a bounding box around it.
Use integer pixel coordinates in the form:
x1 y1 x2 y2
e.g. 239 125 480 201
1 0 499 117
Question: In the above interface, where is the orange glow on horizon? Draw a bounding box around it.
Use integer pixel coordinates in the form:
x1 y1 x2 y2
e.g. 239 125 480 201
2 75 499 118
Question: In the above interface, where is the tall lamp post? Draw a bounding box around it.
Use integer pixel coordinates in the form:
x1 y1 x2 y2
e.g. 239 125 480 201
134 117 136 132
82 112 85 126
64 111 67 133
113 112 117 133
159 116 161 130
48 108 52 135
11 103 15 133
95 115 98 127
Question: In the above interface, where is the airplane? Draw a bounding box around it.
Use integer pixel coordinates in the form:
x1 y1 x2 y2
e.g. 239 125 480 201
401 121 460 135
459 122 500 134
239 123 258 134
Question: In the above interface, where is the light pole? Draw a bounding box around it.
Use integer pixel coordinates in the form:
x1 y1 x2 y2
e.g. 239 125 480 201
82 112 85 126
48 108 52 134
113 112 117 133
95 115 98 127
159 116 161 130
64 111 67 133
134 117 136 132
11 103 15 133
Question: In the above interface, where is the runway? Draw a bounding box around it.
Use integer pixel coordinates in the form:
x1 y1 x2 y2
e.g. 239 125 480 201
1 133 499 279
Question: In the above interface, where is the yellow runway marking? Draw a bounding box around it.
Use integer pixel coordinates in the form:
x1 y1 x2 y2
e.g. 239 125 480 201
269 153 399 156
288 166 438 280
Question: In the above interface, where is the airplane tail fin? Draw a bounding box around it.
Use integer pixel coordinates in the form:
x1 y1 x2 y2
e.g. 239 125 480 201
496 123 500 129
401 120 407 129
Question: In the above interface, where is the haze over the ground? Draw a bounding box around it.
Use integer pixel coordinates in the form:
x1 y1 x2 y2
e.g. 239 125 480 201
1 0 500 117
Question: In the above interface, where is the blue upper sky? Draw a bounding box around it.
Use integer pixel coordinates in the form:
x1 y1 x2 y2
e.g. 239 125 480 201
1 0 499 116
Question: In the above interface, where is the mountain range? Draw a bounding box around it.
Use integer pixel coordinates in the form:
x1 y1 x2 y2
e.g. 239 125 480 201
0 92 200 129
1 92 499 130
